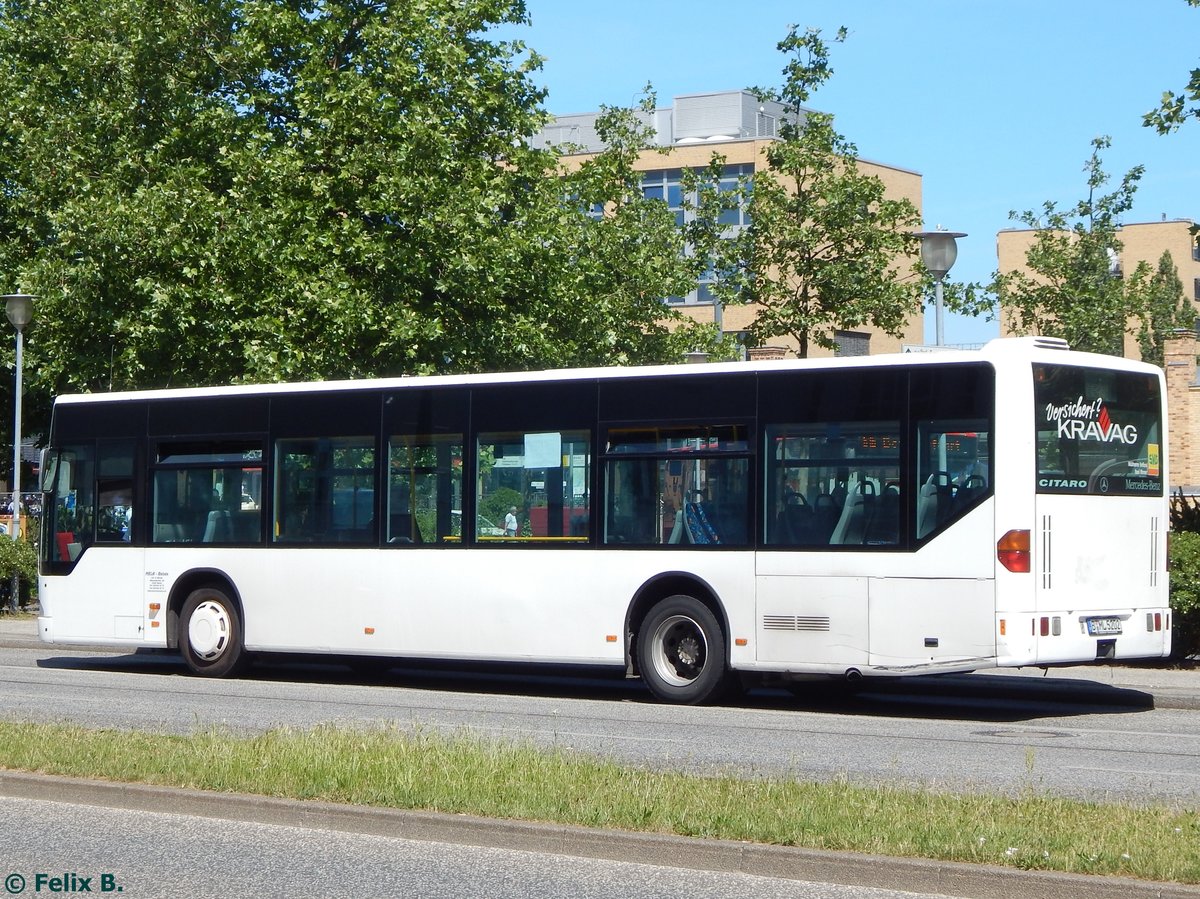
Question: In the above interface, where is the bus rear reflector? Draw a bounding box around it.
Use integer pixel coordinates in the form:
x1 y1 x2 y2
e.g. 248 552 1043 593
997 529 1031 572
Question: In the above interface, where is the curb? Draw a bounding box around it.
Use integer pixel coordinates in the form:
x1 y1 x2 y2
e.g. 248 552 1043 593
0 771 1196 899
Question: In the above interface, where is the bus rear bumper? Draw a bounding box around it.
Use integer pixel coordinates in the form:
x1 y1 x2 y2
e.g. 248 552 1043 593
998 608 1172 666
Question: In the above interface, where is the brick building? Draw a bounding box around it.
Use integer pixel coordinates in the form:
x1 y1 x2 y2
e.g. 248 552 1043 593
997 218 1200 358
998 218 1200 489
537 91 925 358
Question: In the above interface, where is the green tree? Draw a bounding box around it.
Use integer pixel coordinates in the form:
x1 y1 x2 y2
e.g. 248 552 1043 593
1144 0 1200 134
925 278 997 339
0 0 726 431
1133 251 1192 366
991 137 1146 356
712 26 924 358
1167 528 1200 660
522 91 734 367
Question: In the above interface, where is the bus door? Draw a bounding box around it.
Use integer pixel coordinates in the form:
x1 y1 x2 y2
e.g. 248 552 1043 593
41 441 146 641
868 423 996 668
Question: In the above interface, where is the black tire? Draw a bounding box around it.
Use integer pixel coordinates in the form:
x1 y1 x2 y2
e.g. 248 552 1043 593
179 586 248 678
637 594 729 704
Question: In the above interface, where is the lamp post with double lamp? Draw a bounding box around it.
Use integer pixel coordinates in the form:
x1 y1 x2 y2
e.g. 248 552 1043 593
914 230 966 347
3 293 34 613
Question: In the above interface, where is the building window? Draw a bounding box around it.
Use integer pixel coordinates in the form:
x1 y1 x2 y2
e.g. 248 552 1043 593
1194 278 1200 302
716 163 752 228
643 164 752 305
835 331 871 357
641 168 686 227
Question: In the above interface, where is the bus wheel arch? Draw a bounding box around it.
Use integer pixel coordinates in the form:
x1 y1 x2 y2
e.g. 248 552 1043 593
168 570 248 678
627 574 732 704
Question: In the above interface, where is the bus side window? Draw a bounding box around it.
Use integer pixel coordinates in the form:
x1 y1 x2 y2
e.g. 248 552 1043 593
603 425 749 547
95 441 135 543
915 421 991 540
388 435 462 544
274 437 375 545
764 423 899 548
475 431 590 544
152 455 263 546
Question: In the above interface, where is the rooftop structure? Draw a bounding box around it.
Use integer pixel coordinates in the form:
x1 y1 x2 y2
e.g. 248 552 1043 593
533 90 802 153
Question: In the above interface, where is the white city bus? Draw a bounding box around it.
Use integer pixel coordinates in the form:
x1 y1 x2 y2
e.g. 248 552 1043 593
36 337 1170 703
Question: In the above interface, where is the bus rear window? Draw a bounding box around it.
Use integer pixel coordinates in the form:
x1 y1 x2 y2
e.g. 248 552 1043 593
1033 363 1162 496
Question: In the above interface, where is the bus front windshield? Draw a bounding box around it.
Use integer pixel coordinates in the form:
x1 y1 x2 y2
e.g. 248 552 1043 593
1033 363 1162 496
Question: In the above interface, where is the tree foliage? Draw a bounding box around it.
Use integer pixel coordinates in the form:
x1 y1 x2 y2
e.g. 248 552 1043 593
925 279 997 336
0 0 724 433
1167 526 1200 660
532 92 734 366
712 26 924 358
1144 0 1200 134
991 137 1154 356
1133 251 1192 366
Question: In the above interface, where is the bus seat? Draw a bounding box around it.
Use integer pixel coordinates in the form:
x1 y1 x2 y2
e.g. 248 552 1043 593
666 510 686 544
775 496 813 544
388 512 420 544
202 510 232 543
232 510 260 542
917 472 951 539
812 493 840 544
153 523 185 543
56 532 75 561
865 484 900 545
955 474 986 510
683 501 720 545
830 483 872 545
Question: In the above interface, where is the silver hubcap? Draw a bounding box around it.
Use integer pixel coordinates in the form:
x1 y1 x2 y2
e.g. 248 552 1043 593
188 600 231 661
650 614 707 686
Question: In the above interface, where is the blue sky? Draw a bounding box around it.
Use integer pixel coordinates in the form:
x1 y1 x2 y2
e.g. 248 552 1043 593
503 0 1200 345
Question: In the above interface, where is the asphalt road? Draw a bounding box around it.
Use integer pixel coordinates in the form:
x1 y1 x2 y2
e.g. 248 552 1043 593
3 642 1198 807
3 627 1200 899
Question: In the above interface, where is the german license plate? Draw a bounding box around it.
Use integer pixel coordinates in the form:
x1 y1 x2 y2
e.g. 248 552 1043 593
1086 617 1123 636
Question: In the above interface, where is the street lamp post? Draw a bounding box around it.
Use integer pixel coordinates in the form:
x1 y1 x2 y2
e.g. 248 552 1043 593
3 294 35 613
915 230 966 347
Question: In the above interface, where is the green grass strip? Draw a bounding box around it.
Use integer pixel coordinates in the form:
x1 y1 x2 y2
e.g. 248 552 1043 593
0 720 1195 883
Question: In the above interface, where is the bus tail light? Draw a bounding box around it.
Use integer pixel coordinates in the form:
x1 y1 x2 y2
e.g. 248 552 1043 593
1034 616 1061 637
997 529 1031 573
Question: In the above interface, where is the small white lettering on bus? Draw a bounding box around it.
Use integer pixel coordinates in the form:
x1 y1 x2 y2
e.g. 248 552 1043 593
1039 478 1088 489
1044 395 1101 424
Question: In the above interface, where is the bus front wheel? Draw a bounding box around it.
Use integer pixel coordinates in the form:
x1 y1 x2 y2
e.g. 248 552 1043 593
180 587 247 678
637 595 729 704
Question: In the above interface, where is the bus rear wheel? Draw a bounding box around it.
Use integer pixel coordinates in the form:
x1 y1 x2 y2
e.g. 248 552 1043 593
180 586 247 678
637 595 729 704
